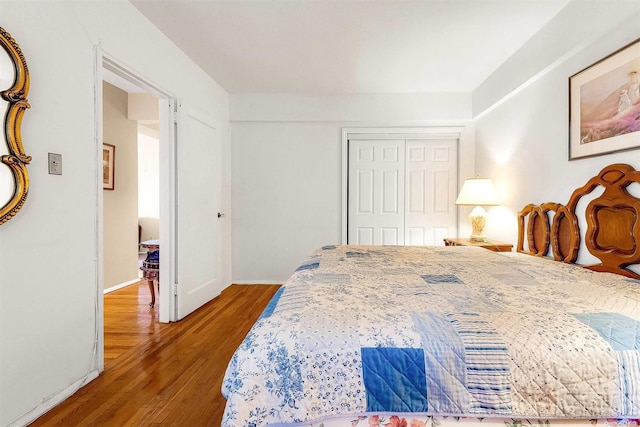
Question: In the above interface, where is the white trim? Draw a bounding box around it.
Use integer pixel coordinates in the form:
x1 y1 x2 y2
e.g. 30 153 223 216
160 99 179 322
101 51 173 97
93 47 105 375
341 125 467 244
103 278 141 294
343 126 466 139
7 370 100 427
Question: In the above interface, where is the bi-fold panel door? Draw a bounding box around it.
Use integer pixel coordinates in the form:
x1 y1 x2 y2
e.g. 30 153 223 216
348 138 457 246
348 140 406 245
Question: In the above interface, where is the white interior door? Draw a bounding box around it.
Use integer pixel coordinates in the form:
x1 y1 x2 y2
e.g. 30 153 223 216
405 139 458 245
175 104 223 320
348 139 405 245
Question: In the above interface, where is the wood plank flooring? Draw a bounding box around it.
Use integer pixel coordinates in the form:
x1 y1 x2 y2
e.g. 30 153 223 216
29 282 280 426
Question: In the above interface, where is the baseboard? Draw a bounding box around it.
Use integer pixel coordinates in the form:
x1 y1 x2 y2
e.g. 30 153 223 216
104 278 141 294
233 280 283 285
8 370 100 427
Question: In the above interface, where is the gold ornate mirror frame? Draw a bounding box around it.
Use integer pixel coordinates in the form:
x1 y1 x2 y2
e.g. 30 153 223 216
0 27 31 225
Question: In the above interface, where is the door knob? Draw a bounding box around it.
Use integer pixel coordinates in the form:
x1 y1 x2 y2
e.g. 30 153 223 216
217 212 225 218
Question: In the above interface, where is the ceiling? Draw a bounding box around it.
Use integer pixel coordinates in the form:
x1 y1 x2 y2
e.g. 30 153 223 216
130 0 571 94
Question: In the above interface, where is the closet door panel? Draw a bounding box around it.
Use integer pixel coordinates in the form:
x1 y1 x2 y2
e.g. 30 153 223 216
405 139 457 246
348 139 405 245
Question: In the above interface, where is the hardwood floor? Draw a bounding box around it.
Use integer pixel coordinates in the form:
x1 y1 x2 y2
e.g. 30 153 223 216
29 282 280 426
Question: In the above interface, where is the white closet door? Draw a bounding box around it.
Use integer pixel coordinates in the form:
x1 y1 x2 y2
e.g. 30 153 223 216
405 139 458 245
348 138 458 246
348 140 405 245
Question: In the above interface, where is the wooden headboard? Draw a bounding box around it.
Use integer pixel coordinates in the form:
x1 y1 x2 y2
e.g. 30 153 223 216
517 163 640 280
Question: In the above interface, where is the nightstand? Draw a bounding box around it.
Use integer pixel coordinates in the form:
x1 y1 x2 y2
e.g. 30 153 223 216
443 238 513 252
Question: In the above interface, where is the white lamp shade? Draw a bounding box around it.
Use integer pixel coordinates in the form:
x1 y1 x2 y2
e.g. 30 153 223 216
455 178 499 206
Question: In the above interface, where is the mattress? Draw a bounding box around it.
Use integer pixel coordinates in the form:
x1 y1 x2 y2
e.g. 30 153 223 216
222 245 640 426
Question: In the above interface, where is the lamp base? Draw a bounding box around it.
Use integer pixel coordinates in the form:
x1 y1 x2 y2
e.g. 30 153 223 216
468 206 489 242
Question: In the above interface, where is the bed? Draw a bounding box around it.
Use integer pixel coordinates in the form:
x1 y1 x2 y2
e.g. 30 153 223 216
222 163 640 427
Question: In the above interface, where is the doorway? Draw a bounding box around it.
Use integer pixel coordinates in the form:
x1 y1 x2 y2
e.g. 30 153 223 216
95 54 176 372
102 77 160 299
101 68 162 362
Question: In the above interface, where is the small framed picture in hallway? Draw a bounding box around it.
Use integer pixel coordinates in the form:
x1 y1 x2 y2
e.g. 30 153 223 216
103 143 115 190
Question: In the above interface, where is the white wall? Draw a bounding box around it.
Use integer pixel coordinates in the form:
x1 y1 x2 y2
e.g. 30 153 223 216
0 1 230 426
231 93 473 283
473 1 640 247
232 121 342 282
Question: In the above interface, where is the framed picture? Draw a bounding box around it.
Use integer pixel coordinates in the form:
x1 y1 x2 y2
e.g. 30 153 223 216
569 38 640 160
103 143 115 190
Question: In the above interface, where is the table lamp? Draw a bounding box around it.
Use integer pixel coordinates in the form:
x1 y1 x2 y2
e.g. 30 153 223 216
455 178 499 242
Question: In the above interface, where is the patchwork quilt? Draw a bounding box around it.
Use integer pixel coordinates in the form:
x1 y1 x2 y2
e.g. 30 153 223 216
221 245 640 426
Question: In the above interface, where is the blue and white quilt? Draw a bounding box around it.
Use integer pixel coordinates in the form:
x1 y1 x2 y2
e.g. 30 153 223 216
221 245 640 426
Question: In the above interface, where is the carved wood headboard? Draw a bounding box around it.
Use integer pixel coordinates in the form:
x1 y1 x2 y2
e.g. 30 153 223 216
517 163 640 280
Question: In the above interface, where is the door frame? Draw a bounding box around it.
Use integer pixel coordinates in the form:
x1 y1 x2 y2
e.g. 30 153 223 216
94 50 178 371
341 125 475 244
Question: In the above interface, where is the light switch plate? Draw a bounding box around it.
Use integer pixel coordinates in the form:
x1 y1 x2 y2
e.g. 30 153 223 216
48 153 62 175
